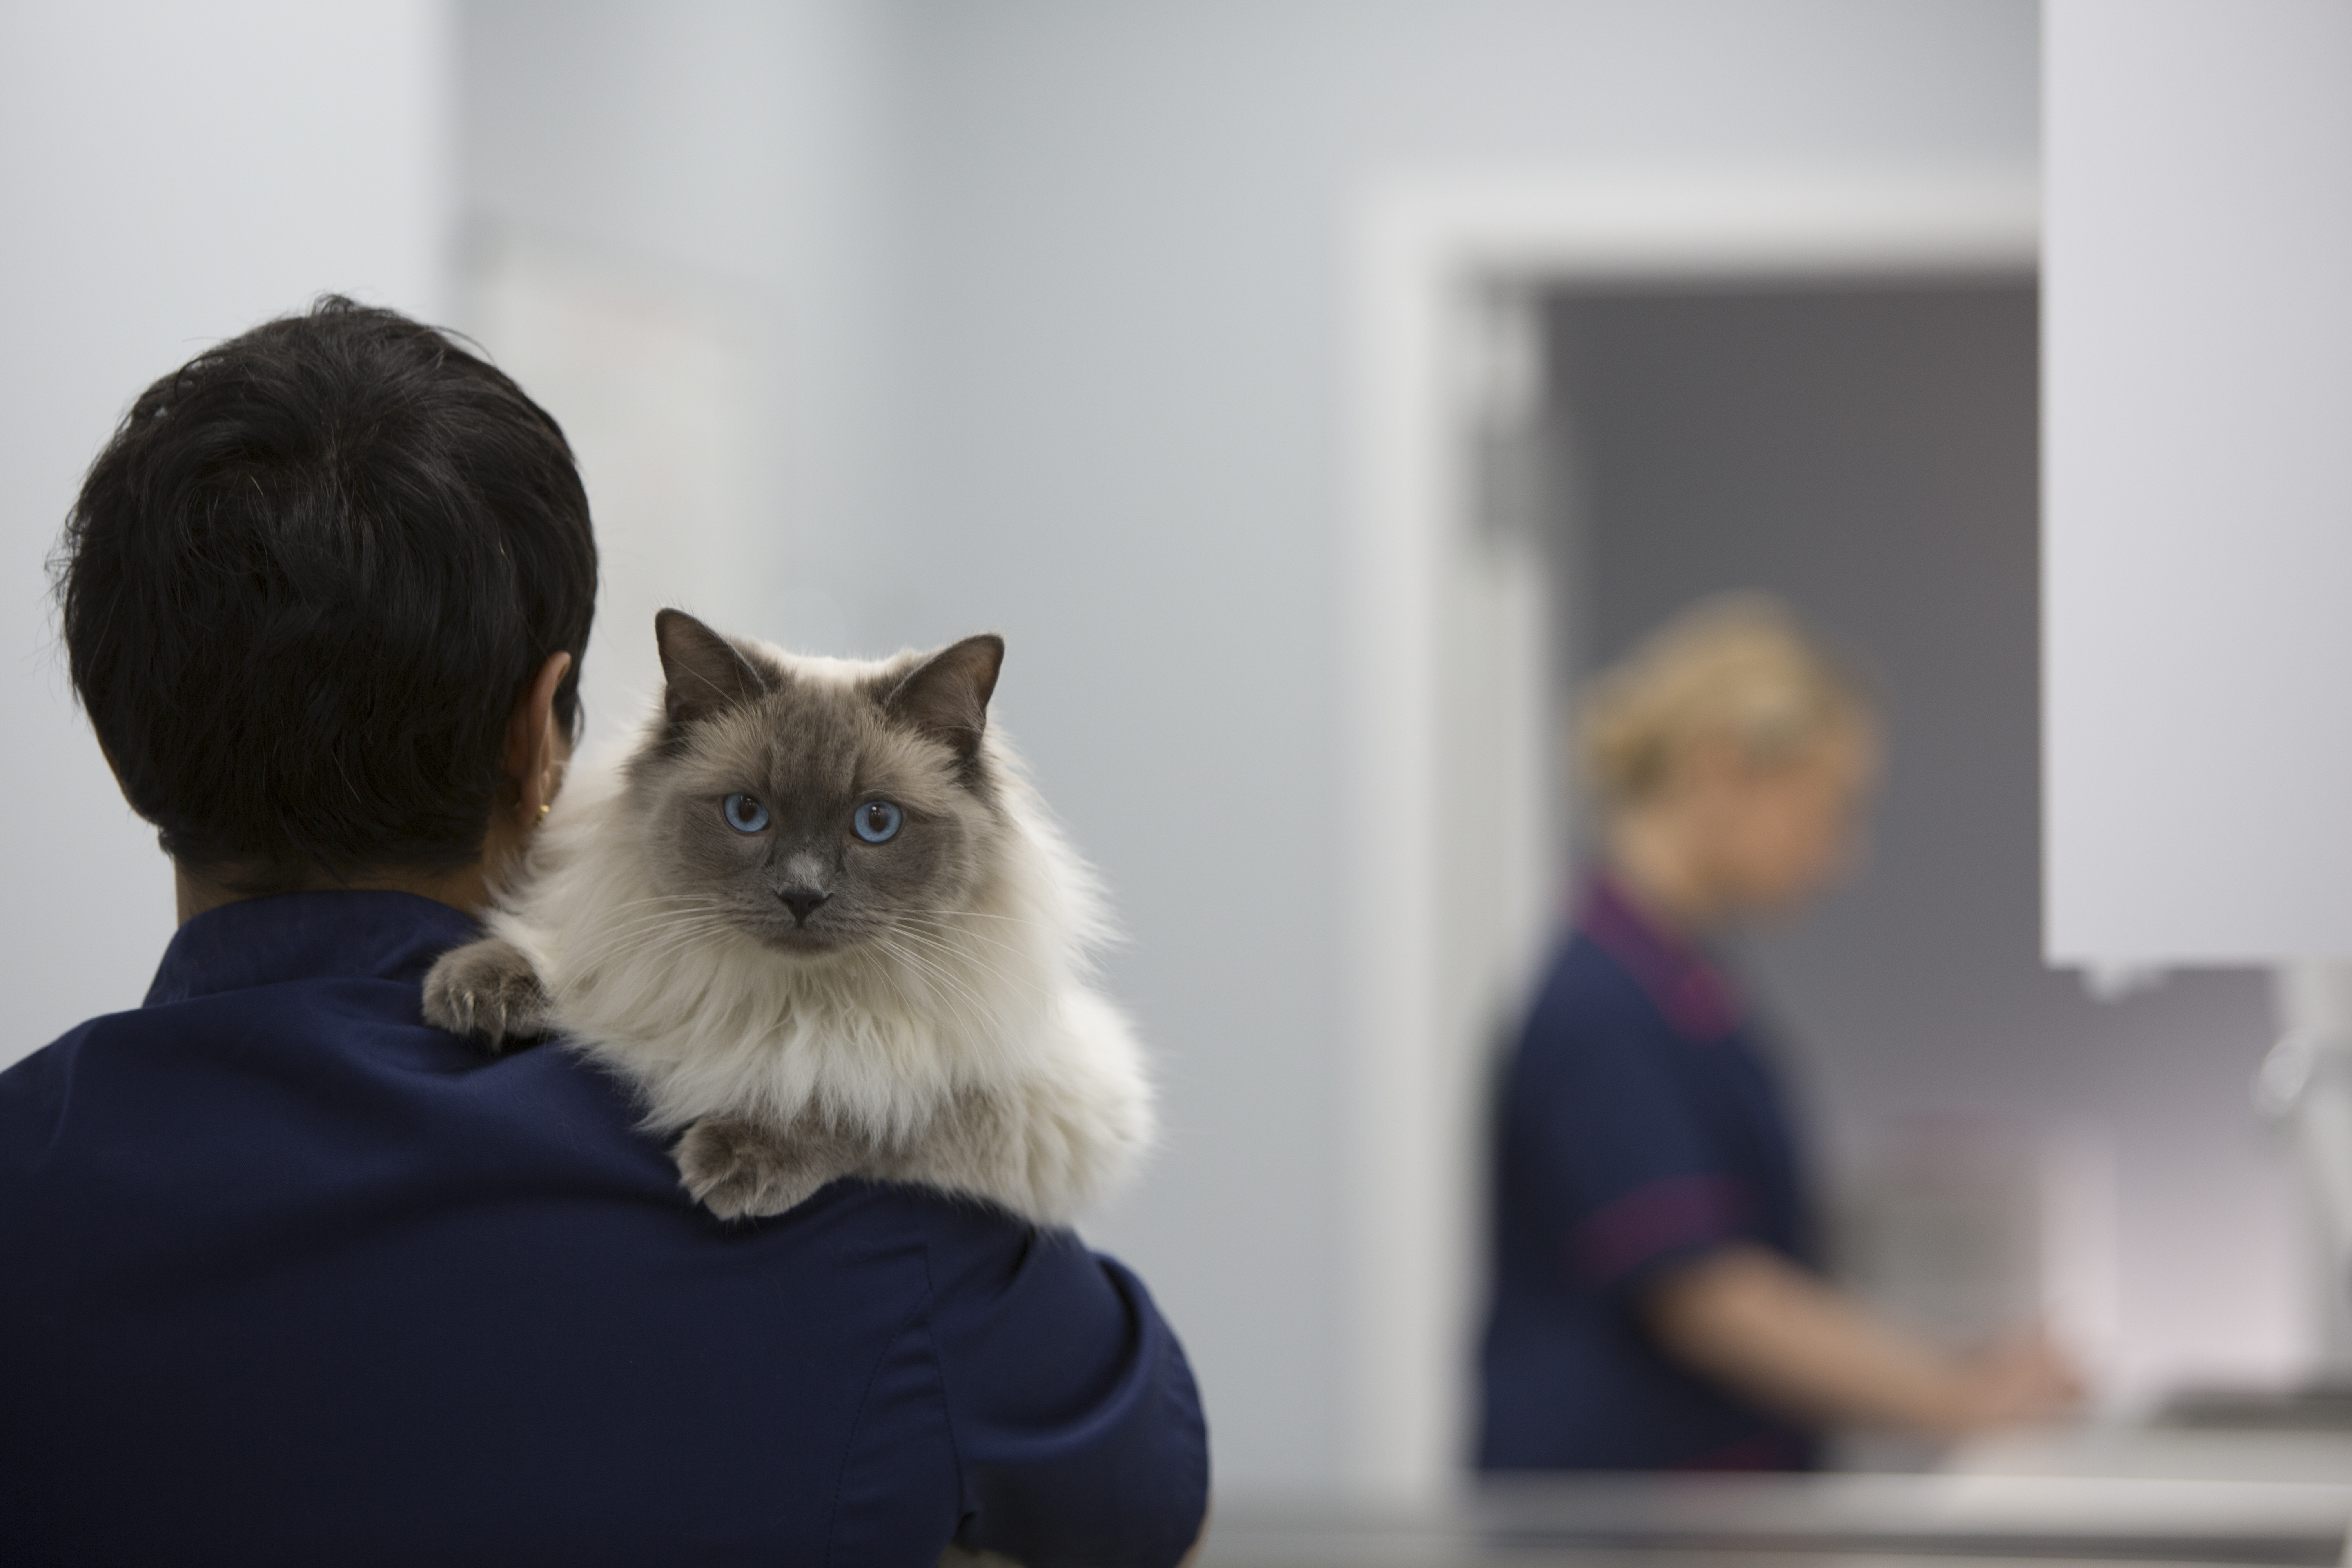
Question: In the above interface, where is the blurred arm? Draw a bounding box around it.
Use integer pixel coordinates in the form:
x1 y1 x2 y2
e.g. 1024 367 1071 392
1644 1244 2078 1437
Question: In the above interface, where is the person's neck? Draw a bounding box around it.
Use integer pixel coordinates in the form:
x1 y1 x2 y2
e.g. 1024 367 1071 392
1603 811 1726 939
174 860 492 926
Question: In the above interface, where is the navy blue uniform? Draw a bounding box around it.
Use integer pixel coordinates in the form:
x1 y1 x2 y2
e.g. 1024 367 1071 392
0 892 1208 1566
1478 878 1819 1472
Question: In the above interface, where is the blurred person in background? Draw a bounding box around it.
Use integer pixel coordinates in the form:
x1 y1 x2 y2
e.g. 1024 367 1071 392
1478 596 2078 1471
0 299 1207 1566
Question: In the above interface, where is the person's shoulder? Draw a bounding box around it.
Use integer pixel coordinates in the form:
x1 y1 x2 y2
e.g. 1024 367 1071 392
1501 937 1704 1126
814 1180 1077 1292
1523 933 1660 1047
0 1013 122 1155
804 1183 1158 1339
0 1039 62 1155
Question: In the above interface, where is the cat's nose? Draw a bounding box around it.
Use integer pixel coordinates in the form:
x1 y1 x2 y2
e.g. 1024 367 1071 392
777 885 831 925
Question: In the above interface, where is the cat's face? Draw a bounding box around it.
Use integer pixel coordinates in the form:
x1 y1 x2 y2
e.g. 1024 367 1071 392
626 610 1007 958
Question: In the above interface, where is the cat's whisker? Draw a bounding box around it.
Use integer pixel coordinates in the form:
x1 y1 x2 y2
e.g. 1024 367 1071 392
574 909 742 952
568 904 738 945
866 929 999 1009
887 918 1061 995
590 891 735 909
873 958 989 1035
619 918 748 961
561 907 742 954
563 890 737 917
868 935 1023 1043
575 916 745 971
888 930 1049 990
884 935 1048 1003
585 897 742 929
891 910 1036 942
880 913 1040 973
880 931 1054 1020
892 908 1051 927
570 918 715 956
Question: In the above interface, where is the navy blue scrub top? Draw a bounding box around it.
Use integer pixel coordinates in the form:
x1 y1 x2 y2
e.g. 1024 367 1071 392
0 891 1208 1566
1479 877 1820 1472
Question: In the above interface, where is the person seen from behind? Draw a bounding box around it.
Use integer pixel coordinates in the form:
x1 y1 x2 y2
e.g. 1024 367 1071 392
0 298 1208 1565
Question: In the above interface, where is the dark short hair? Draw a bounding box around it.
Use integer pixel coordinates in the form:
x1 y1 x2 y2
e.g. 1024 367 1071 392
55 296 597 890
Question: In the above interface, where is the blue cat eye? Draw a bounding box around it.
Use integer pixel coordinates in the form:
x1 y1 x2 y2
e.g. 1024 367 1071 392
722 793 771 834
853 800 903 844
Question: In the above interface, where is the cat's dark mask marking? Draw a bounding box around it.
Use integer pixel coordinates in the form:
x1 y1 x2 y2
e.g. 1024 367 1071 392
632 609 1011 956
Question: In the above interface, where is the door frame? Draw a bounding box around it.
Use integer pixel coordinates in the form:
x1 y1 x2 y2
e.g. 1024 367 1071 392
1337 169 2041 1491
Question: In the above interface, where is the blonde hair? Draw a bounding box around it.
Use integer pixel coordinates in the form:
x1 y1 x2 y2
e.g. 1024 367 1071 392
1578 594 1871 811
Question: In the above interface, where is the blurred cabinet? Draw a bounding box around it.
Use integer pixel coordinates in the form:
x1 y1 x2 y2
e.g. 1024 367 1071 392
2045 0 2352 962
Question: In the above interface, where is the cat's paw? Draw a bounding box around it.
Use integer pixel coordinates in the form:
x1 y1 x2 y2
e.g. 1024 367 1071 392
675 1116 845 1221
421 937 553 1054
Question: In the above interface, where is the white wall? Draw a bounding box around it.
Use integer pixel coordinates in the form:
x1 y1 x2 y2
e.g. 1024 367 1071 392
456 0 2040 1488
0 0 451 1062
2045 0 2352 963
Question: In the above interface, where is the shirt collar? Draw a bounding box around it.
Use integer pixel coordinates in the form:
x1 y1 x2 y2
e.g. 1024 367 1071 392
1577 873 1744 1042
143 890 481 1006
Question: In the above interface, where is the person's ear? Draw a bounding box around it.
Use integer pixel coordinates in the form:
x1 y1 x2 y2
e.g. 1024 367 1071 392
504 650 573 826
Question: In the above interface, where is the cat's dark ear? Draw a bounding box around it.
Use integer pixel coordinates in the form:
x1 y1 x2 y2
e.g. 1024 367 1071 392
655 609 768 727
886 634 1004 763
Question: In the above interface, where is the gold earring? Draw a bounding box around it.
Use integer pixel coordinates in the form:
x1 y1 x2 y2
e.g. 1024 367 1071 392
537 803 551 824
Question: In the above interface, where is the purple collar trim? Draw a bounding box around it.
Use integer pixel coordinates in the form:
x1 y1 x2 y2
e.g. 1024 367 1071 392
1577 875 1744 1042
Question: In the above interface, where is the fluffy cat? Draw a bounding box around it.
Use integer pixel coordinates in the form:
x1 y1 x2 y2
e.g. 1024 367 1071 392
422 609 1154 1226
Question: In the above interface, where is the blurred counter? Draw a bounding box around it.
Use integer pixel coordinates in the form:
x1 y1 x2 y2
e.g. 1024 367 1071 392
1953 1424 2352 1488
1195 1467 2352 1568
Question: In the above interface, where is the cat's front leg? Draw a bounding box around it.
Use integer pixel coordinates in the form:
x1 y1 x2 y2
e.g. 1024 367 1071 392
421 936 554 1054
674 1115 859 1221
895 1057 1150 1226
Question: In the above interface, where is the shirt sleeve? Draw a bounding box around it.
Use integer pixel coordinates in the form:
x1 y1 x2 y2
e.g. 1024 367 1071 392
1502 987 1758 1304
924 1219 1209 1568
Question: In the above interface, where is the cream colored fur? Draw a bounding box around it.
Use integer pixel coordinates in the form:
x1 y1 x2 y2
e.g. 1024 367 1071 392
483 642 1154 1227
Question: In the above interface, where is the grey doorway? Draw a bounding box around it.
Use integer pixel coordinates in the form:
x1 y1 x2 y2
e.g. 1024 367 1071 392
1539 282 2282 1413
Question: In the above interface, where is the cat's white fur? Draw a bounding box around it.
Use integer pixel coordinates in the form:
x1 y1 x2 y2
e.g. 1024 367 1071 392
483 640 1154 1226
